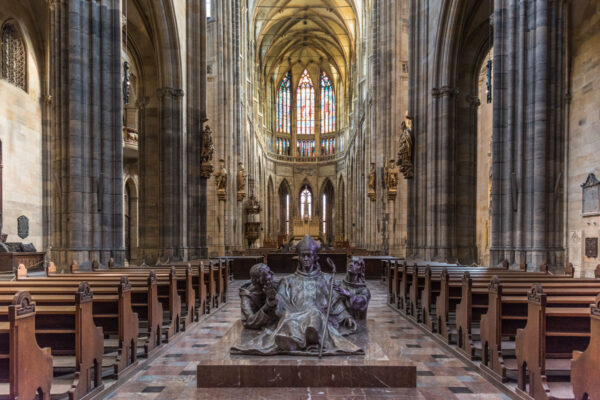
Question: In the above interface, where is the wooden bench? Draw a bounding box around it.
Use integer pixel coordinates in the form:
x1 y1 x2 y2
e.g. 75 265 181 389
0 291 53 400
1 277 139 378
571 294 600 400
69 266 185 340
479 278 600 384
515 284 596 400
430 268 553 343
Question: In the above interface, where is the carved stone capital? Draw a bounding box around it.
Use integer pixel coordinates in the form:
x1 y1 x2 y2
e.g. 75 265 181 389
439 86 459 97
467 95 481 108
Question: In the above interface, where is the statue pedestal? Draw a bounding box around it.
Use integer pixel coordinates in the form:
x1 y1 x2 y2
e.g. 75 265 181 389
196 320 417 388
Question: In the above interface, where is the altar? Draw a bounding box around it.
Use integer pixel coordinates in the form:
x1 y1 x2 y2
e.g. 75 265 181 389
291 217 321 240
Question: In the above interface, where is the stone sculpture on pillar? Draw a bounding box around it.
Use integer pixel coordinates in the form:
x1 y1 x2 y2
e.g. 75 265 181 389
368 163 376 201
231 235 369 356
237 162 247 201
215 159 227 200
397 115 414 179
200 123 215 179
384 159 399 200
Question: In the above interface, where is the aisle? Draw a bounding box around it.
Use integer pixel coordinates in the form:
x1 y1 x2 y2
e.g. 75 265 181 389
107 280 511 399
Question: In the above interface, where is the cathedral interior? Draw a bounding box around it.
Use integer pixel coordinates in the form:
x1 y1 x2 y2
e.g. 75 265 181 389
0 0 600 399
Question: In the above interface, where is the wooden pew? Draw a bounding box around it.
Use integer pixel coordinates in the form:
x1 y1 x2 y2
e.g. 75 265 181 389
479 278 600 384
23 281 105 400
1 277 139 378
571 294 600 400
0 291 53 400
515 284 594 400
53 267 183 342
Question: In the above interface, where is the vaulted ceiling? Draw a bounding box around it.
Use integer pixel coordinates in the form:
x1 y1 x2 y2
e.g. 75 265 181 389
253 0 359 87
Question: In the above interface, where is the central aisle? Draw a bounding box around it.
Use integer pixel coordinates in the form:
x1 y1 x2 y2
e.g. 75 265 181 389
107 280 512 399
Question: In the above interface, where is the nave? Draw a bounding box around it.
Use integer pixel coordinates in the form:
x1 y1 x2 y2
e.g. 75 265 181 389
107 280 509 399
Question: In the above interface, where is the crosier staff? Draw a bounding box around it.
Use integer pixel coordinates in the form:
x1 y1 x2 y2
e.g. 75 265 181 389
319 257 337 358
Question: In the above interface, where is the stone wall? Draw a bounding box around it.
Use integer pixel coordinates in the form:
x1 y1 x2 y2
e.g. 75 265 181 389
0 19 43 249
567 1 600 276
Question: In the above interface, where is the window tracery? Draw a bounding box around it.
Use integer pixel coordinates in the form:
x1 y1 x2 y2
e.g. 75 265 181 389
297 70 315 135
1 22 27 91
276 72 292 133
320 72 335 133
300 186 312 220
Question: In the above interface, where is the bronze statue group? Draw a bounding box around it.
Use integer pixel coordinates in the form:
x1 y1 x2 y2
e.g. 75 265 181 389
231 235 371 357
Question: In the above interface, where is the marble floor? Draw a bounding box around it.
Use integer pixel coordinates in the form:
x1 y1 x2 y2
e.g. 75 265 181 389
106 280 512 400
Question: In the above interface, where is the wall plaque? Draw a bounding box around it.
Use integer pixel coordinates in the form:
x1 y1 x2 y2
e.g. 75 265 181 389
585 237 598 258
582 173 600 216
17 215 29 239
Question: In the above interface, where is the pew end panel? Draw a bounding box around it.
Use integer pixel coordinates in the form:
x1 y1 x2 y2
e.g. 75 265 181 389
571 295 600 400
2 292 53 400
115 276 139 377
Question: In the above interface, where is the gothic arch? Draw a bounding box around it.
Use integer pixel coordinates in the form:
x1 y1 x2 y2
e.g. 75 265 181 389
126 0 184 262
409 0 492 263
278 179 292 242
124 178 139 264
319 178 335 243
338 176 345 240
267 176 275 239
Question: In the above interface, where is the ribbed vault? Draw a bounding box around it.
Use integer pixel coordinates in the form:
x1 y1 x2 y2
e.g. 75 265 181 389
253 0 358 87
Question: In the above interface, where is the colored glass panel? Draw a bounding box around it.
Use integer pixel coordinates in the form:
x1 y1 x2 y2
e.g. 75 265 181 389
297 70 315 135
276 72 292 133
320 72 335 134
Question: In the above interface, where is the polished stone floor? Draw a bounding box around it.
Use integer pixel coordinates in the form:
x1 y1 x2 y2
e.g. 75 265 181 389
107 279 512 399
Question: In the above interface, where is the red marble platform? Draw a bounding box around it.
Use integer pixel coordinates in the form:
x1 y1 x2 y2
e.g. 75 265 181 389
196 320 417 388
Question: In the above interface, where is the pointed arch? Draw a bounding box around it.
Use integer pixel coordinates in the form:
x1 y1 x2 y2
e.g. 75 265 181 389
278 179 292 239
267 176 275 238
320 71 335 133
1 20 27 91
296 69 315 135
276 71 292 133
338 176 345 239
299 181 313 220
319 179 335 243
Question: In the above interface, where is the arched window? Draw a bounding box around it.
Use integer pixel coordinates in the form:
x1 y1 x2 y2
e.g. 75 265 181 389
320 72 335 133
297 69 315 135
1 22 27 91
322 193 327 234
206 0 212 18
300 185 312 220
276 72 291 133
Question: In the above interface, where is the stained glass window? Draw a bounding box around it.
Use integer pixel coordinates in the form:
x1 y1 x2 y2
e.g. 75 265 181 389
320 72 335 133
297 69 315 135
297 140 315 157
1 22 26 91
276 138 290 155
276 72 291 133
300 186 312 220
206 0 212 18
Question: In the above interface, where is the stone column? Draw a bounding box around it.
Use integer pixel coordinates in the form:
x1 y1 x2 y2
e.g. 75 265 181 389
490 0 566 270
49 0 124 269
157 87 185 261
187 0 208 259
